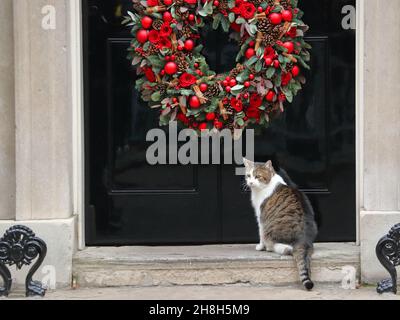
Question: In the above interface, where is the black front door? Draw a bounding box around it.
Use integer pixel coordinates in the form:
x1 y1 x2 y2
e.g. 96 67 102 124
83 0 356 245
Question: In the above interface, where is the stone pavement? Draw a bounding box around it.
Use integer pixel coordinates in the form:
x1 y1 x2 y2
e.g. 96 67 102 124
3 284 400 300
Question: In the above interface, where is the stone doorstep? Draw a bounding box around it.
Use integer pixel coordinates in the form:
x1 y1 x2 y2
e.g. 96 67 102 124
73 243 360 288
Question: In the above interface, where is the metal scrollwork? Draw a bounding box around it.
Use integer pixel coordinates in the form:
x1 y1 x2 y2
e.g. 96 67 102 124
376 223 400 294
0 225 47 297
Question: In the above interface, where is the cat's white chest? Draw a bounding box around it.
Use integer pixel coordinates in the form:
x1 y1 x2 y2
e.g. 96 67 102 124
251 175 286 219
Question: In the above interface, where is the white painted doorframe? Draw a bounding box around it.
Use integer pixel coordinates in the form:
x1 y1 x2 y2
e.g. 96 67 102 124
70 0 363 249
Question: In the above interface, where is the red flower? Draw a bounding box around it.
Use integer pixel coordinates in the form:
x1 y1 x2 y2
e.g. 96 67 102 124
239 2 256 19
184 0 197 4
148 30 160 44
160 22 172 37
287 27 297 38
281 72 292 86
147 0 158 6
264 46 275 61
157 37 172 48
179 73 197 88
249 93 263 108
231 0 244 14
143 67 156 83
230 97 243 112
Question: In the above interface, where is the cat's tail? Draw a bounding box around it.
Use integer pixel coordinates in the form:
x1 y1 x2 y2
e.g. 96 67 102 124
293 243 314 290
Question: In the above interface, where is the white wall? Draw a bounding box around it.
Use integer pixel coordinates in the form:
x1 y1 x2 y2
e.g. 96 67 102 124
0 0 16 220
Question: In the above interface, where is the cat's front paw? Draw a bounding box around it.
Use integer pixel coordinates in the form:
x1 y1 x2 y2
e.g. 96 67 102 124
256 243 266 251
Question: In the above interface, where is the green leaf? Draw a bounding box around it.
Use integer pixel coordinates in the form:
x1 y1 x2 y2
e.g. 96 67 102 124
151 91 161 102
266 67 276 78
228 12 235 23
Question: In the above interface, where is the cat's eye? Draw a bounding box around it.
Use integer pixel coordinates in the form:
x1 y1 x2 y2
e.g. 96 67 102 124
246 174 250 178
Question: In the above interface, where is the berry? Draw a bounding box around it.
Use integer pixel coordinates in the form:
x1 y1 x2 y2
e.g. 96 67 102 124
249 74 255 80
184 39 195 51
136 29 148 44
269 13 282 25
291 65 300 77
243 93 249 99
222 80 229 87
265 57 272 66
141 16 153 29
281 10 293 22
199 123 208 130
266 90 275 102
188 14 195 21
163 11 173 22
225 86 231 92
164 0 173 4
283 41 294 54
214 120 223 129
229 79 237 87
213 0 220 6
245 48 255 59
273 60 280 68
206 112 216 121
189 96 201 108
164 62 178 75
200 83 208 92
244 81 250 88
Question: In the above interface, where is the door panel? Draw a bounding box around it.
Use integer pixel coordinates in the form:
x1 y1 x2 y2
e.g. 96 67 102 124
84 0 356 245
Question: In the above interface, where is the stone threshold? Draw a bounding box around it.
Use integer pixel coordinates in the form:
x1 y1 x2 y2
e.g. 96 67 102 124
73 243 360 288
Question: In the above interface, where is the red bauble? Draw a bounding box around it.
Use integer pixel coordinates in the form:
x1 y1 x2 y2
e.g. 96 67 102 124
199 83 208 92
164 0 173 5
163 12 173 22
291 65 300 77
269 13 282 25
164 62 178 75
245 48 255 59
206 112 216 121
283 41 294 54
266 90 275 102
141 16 153 29
189 96 201 108
281 10 293 22
184 39 195 51
136 29 148 44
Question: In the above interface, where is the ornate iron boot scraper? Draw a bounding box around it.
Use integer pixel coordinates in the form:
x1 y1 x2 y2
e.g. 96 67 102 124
376 223 400 294
0 225 47 297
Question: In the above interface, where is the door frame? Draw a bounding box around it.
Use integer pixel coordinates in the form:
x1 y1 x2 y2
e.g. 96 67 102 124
72 0 363 249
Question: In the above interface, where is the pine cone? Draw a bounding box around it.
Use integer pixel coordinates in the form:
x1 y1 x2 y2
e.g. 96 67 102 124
179 25 193 39
176 57 189 73
175 6 189 20
279 0 291 9
285 62 294 72
260 25 282 46
257 19 273 33
155 83 168 96
145 44 159 56
152 19 163 30
229 65 245 79
204 84 221 99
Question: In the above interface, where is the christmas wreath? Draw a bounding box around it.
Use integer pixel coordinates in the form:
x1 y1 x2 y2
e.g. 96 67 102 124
127 0 310 131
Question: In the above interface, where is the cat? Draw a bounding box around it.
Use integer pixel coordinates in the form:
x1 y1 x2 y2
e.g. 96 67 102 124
243 158 318 290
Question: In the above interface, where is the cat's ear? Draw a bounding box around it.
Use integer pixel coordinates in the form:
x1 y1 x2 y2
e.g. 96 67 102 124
265 160 274 171
243 158 254 169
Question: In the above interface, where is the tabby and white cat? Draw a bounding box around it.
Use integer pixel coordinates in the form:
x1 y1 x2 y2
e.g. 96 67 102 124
243 159 318 290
